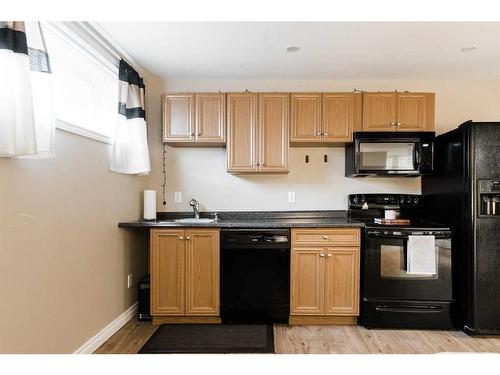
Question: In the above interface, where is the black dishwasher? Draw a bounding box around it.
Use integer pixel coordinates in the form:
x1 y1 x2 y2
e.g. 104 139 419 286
220 229 290 323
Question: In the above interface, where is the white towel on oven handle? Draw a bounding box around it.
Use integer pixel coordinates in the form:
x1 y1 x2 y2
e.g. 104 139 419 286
407 235 436 275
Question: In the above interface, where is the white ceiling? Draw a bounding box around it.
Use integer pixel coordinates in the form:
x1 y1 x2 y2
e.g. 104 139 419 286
97 22 500 80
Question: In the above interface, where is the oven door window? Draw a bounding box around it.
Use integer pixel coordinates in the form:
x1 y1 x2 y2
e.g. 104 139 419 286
359 142 415 171
364 236 452 301
380 244 438 279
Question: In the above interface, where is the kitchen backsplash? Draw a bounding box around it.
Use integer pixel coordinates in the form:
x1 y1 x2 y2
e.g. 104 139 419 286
153 146 420 212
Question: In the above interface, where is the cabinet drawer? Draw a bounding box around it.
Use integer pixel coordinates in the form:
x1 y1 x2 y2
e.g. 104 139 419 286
292 228 360 247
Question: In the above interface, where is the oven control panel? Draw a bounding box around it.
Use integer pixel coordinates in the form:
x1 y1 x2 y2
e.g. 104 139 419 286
348 194 421 208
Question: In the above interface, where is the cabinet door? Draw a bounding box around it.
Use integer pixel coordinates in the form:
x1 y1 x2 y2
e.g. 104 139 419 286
396 93 434 131
163 94 194 142
290 93 322 143
185 229 220 316
291 248 325 315
258 93 289 172
324 248 360 316
227 93 258 172
362 93 397 131
195 93 226 143
150 229 185 316
322 93 353 142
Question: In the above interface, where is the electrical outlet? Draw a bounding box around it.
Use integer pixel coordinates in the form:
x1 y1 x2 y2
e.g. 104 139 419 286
174 191 182 203
127 274 133 289
288 192 296 203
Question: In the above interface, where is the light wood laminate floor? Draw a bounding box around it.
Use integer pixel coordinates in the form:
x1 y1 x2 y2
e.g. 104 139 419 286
94 319 500 354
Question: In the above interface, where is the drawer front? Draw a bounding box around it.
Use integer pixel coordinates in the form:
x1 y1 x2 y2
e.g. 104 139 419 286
292 228 360 247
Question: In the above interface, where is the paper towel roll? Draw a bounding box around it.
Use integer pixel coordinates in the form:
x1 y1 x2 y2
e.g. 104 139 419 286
143 190 157 220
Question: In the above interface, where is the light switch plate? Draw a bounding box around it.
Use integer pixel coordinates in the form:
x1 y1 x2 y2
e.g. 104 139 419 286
288 192 296 203
174 192 182 203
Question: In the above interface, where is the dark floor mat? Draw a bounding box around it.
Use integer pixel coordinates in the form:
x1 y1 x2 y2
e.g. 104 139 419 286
138 324 274 354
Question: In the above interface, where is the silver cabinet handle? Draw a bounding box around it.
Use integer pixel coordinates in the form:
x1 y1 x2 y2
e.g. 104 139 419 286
196 132 201 136
190 132 195 136
327 253 332 258
316 132 322 136
389 122 395 126
186 236 191 240
323 133 328 136
323 235 329 240
178 236 184 240
319 253 325 257
396 122 401 127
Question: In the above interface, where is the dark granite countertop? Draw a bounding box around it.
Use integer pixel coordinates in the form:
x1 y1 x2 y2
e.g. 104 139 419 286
118 210 364 229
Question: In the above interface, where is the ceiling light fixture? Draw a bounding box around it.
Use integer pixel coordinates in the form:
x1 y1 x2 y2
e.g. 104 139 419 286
286 46 300 53
461 46 478 53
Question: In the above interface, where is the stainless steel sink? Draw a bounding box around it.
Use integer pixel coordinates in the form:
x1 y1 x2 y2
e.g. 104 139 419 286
173 218 216 224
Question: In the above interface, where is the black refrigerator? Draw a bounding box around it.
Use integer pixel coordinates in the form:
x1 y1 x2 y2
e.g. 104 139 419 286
422 120 500 335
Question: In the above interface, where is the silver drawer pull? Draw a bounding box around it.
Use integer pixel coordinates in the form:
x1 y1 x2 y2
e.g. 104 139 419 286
186 236 191 240
178 236 184 240
319 253 325 257
323 235 329 240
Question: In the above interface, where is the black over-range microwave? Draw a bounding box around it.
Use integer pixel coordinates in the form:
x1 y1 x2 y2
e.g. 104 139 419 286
345 132 435 177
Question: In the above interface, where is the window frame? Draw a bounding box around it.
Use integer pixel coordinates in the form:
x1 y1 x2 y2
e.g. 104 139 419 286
42 21 120 144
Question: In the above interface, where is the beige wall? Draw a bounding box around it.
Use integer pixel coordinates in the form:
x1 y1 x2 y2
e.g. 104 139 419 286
0 130 149 353
146 78 500 212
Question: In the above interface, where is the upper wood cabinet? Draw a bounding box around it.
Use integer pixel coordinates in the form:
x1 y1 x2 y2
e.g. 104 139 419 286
290 93 322 143
362 92 435 132
150 228 220 317
290 228 360 317
227 93 289 173
195 93 226 143
290 93 361 145
163 93 225 146
227 93 258 172
163 94 194 143
322 93 355 142
258 93 289 172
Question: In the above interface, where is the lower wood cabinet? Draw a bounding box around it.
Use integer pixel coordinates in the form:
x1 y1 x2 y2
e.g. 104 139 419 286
150 228 220 323
290 228 360 323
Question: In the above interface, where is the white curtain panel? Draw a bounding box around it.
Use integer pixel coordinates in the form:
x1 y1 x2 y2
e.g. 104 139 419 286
110 59 151 175
0 21 55 158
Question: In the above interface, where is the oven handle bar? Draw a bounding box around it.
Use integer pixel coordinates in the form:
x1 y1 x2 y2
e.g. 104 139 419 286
375 305 443 314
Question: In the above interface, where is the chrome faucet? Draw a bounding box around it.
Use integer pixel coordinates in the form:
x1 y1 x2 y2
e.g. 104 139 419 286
189 198 200 219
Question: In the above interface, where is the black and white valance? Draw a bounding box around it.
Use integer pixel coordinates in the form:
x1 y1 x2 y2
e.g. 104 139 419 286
110 59 151 174
0 21 55 158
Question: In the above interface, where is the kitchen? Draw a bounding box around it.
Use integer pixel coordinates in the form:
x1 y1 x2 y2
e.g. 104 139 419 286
1 5 500 374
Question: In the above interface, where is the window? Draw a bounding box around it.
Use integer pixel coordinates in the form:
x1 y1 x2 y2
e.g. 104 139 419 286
42 22 119 143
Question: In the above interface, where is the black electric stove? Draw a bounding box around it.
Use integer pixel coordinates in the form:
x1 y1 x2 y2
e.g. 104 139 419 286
348 194 454 329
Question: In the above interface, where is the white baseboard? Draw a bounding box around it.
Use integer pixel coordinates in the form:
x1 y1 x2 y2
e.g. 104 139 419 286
74 302 138 354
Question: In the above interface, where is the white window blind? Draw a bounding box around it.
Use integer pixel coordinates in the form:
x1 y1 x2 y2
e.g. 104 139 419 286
41 22 119 142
